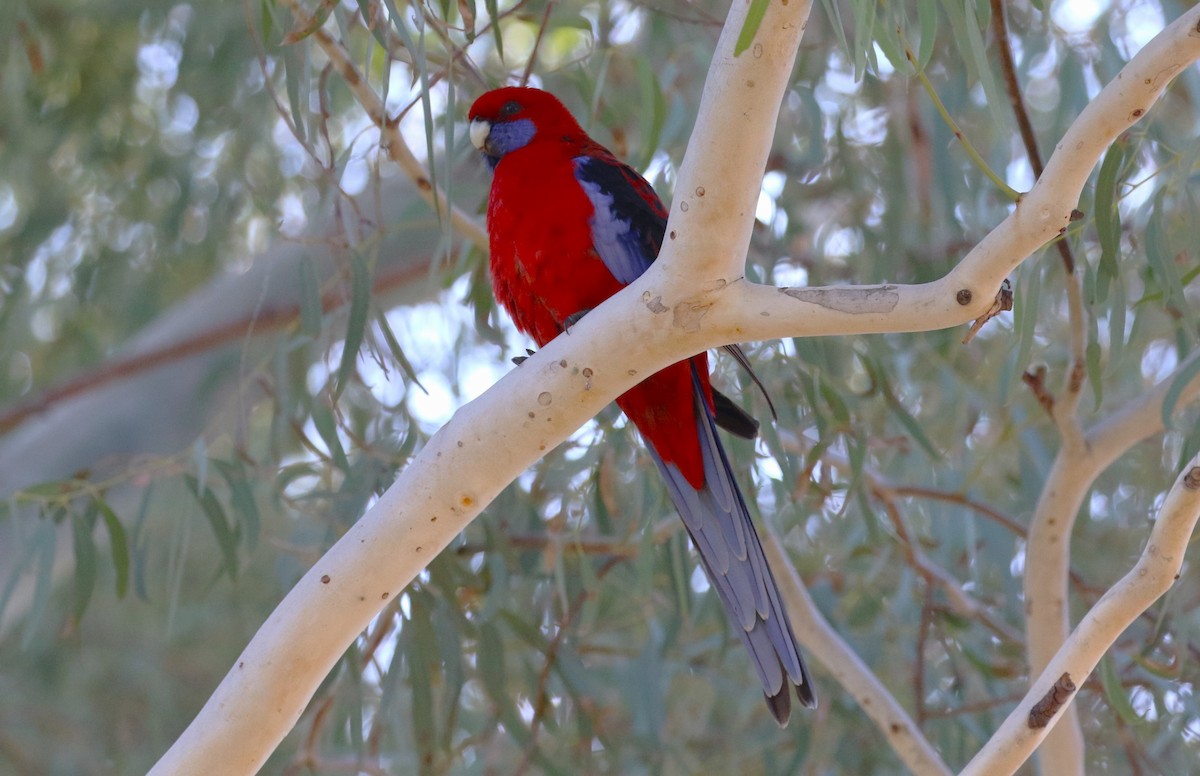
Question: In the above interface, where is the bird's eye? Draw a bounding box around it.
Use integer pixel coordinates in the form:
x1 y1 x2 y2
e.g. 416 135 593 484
499 100 521 118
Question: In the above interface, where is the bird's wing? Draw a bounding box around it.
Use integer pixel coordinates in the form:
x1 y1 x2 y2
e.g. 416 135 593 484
573 150 774 433
571 152 667 285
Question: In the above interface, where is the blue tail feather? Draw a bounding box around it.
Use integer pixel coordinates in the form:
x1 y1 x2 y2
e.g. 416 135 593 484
645 367 817 725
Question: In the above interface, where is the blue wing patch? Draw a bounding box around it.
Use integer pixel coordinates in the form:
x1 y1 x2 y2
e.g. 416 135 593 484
572 155 667 285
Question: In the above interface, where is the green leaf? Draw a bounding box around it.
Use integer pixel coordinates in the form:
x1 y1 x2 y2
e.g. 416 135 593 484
458 0 476 39
872 13 905 77
476 620 508 704
1083 301 1102 408
335 253 372 399
281 0 339 45
917 0 938 68
734 0 770 57
818 0 851 62
1147 190 1197 342
71 506 98 621
282 35 309 143
1161 355 1200 430
483 0 503 60
374 309 427 392
1005 260 1044 400
22 521 58 648
886 389 940 458
1108 269 1127 370
960 0 1009 138
1086 333 1103 409
18 480 75 500
311 403 350 472
185 475 239 580
215 460 261 552
851 0 878 78
192 438 208 496
1093 137 1127 304
96 499 130 599
634 56 666 171
259 0 276 45
1100 655 1141 726
818 375 851 426
406 595 437 774
299 255 323 338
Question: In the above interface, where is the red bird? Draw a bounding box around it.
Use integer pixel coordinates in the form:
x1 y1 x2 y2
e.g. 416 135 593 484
469 86 815 724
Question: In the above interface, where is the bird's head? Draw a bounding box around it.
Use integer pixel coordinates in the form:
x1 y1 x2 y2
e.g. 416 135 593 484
468 87 584 168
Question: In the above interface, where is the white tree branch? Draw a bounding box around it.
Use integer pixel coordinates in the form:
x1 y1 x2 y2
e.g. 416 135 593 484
962 452 1200 776
706 7 1200 346
149 0 817 772
763 525 953 776
1026 352 1200 775
148 3 1200 774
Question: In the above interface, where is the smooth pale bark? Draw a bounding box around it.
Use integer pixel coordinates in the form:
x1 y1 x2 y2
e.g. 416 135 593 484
962 453 1200 776
1025 352 1200 775
148 4 1200 774
148 0 820 772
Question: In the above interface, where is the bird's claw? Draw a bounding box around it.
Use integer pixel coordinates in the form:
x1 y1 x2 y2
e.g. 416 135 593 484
563 308 592 333
512 348 536 366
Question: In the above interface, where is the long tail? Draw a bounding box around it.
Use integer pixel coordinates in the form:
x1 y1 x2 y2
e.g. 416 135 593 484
649 367 817 725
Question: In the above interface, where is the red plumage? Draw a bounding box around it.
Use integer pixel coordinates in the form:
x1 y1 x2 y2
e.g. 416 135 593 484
472 88 711 487
469 86 814 723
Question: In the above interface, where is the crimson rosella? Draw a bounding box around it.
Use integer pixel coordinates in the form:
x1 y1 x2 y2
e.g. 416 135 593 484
468 86 815 724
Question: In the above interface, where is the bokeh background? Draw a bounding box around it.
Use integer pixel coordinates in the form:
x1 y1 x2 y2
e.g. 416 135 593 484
2 0 1199 772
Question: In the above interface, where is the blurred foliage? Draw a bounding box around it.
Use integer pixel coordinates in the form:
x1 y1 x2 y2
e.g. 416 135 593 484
2 0 1200 773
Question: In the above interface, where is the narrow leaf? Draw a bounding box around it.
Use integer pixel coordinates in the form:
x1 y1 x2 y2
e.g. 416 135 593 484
734 0 770 57
96 499 130 599
406 596 437 773
375 310 427 392
185 475 239 580
484 0 503 60
917 0 938 68
311 403 350 472
282 37 308 142
458 0 476 39
1093 137 1127 304
1161 355 1200 430
216 460 261 552
281 0 339 45
334 253 372 399
22 522 58 648
71 507 98 620
1100 656 1141 726
299 255 323 338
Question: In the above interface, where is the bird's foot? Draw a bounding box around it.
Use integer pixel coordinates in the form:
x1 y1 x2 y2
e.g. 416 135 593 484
512 348 536 366
563 308 592 333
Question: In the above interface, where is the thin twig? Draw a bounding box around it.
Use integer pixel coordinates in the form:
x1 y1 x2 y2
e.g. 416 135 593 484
281 0 488 248
914 583 934 728
900 39 1020 201
875 488 1022 644
989 0 1044 175
520 1 556 86
514 555 624 776
990 0 1078 275
0 261 430 436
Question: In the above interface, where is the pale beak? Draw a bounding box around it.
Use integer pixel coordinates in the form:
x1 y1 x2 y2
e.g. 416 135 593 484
469 118 491 151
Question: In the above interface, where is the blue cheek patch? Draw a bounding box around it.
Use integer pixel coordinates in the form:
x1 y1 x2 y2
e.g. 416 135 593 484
489 118 536 156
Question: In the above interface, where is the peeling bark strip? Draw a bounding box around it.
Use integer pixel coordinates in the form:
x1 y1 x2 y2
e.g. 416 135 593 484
781 285 900 313
1028 673 1077 729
